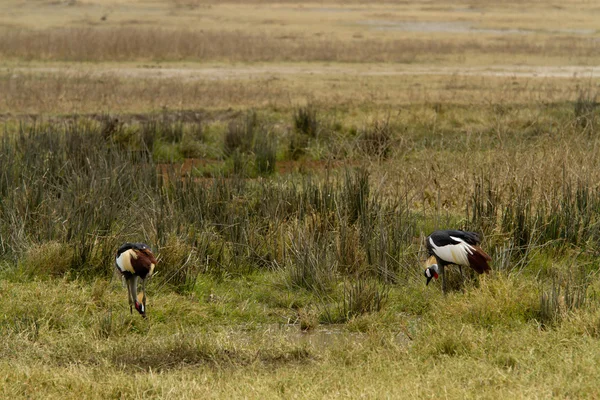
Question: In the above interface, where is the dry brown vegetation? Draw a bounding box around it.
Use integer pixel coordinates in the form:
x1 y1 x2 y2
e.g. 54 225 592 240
1 0 599 65
1 27 598 64
1 68 596 115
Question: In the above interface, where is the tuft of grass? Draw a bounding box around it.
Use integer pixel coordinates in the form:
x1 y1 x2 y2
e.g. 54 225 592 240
341 277 389 320
284 226 336 295
335 219 365 275
0 315 41 342
319 277 390 324
494 353 519 370
254 131 277 176
224 112 257 156
432 274 540 329
294 105 319 138
288 132 310 160
430 333 473 357
156 235 200 295
17 241 74 279
343 167 370 224
539 267 590 328
298 307 319 332
179 138 206 159
153 141 184 163
96 310 114 340
357 118 394 159
574 86 598 130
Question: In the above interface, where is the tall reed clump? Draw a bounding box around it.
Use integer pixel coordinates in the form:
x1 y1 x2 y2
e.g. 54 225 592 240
279 167 419 311
224 111 257 156
0 121 156 276
254 131 277 176
288 105 321 160
222 111 277 177
285 224 336 295
468 172 600 270
293 105 319 138
538 266 591 328
154 235 201 294
318 275 390 324
340 277 390 320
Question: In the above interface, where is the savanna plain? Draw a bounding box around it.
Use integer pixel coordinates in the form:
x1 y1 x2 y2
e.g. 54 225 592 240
2 0 600 398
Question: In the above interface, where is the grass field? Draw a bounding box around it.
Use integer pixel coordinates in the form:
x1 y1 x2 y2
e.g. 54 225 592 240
2 0 600 398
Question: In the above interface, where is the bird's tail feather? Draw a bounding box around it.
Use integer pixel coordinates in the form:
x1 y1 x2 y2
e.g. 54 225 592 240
467 246 492 274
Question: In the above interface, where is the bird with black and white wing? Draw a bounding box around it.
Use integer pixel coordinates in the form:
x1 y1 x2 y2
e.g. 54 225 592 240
424 230 491 292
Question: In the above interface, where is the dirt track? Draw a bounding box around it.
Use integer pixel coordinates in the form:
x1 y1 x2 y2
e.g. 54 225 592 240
5 64 600 80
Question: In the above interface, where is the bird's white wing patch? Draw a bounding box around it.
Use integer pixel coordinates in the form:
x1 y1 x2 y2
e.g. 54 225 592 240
116 249 136 274
449 236 474 252
429 236 474 266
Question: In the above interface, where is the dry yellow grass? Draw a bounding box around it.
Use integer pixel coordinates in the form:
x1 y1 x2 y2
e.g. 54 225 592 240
2 274 600 399
0 0 599 65
1 0 598 116
1 65 598 115
0 26 598 65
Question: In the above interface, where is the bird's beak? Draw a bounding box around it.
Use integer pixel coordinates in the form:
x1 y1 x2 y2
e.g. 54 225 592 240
426 275 433 286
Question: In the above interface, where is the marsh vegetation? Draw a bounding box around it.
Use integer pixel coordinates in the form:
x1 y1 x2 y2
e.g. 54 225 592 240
1 99 600 397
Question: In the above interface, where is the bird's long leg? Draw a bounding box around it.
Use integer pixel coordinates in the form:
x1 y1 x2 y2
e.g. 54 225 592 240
125 277 134 314
440 264 446 294
131 276 139 308
459 265 464 288
141 278 147 309
127 276 139 315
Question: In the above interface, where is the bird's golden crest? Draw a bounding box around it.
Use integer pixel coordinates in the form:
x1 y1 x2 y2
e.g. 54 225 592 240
425 256 437 268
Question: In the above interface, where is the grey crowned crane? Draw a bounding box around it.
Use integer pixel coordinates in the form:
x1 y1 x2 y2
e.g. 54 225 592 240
115 243 157 318
424 230 491 293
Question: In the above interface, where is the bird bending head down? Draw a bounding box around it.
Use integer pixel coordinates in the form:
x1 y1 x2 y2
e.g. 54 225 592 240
424 230 491 288
115 242 157 318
